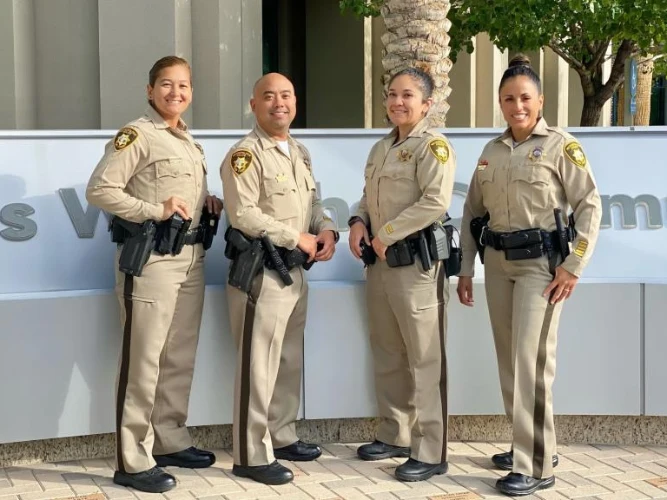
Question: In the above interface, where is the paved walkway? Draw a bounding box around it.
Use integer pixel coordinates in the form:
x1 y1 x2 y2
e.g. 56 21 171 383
2 442 667 500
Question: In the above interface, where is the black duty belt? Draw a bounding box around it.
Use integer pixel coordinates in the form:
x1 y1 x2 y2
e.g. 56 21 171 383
481 227 561 261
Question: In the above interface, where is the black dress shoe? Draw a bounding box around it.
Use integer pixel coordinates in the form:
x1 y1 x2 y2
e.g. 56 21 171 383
232 460 294 485
496 472 555 496
154 446 216 469
113 466 176 493
492 449 558 471
357 440 410 461
274 440 322 461
395 458 448 482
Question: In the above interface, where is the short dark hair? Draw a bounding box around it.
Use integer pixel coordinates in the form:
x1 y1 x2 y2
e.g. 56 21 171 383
499 53 542 93
388 67 435 101
148 56 191 87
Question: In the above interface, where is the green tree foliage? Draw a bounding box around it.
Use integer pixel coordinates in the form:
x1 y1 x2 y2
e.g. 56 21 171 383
341 0 667 125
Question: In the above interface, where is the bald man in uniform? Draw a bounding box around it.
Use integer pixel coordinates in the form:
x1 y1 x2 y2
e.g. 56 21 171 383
221 73 338 485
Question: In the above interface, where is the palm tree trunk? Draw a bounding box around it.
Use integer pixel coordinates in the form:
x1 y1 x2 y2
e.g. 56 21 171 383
635 55 654 126
380 0 452 126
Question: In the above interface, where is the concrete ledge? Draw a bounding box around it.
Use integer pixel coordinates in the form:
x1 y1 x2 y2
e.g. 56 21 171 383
3 416 667 467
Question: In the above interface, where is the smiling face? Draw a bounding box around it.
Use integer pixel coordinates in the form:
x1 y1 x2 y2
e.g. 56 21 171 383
250 73 296 140
386 74 432 134
146 63 192 127
499 75 544 142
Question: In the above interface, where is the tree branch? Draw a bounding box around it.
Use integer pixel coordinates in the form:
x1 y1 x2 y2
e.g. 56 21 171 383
548 40 586 73
590 37 611 72
598 39 635 103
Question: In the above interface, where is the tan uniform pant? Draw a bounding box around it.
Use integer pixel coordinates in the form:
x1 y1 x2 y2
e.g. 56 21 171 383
227 266 307 466
366 260 449 465
484 248 563 479
115 244 205 473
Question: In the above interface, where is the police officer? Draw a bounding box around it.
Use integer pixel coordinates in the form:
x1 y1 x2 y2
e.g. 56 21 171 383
457 55 602 496
86 56 221 494
221 73 338 485
349 68 456 482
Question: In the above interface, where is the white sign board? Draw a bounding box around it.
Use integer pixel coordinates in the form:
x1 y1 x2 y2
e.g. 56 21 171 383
1 127 667 294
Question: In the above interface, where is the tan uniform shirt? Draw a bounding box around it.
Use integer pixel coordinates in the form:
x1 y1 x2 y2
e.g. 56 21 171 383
86 106 208 226
221 125 336 248
460 118 602 277
355 118 456 245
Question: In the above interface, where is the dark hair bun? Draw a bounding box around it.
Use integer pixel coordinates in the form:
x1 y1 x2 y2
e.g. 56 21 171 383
508 54 531 69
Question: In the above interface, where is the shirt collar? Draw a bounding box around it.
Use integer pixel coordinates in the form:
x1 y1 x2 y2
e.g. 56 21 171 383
385 117 430 145
253 124 293 151
497 117 549 146
145 106 188 131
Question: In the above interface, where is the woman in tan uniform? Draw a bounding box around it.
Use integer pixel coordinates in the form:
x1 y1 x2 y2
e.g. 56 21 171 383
86 56 222 494
457 55 602 496
348 68 456 482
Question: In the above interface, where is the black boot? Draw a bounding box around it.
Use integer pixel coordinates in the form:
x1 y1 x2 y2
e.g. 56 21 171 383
232 460 294 485
274 440 322 461
395 458 448 482
154 446 216 469
357 440 410 461
496 472 555 496
113 466 176 493
492 449 559 471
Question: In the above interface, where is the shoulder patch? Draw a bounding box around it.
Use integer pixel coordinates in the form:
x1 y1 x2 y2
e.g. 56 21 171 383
564 141 587 169
114 127 138 151
428 139 450 164
230 149 253 175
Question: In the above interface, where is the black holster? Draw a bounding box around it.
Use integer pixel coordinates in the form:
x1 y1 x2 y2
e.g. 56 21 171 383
200 206 220 250
226 228 265 293
470 212 490 264
109 217 157 277
155 214 192 256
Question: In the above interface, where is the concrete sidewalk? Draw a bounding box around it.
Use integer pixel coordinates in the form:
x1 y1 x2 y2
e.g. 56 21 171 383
2 441 667 500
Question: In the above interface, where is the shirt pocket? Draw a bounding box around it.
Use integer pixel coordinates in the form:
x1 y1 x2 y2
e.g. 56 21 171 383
263 177 300 221
477 166 496 205
510 165 551 211
155 158 193 202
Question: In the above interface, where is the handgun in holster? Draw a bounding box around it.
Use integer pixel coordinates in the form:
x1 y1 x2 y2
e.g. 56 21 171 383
225 227 265 293
200 205 220 250
554 208 572 262
470 212 490 264
110 216 158 277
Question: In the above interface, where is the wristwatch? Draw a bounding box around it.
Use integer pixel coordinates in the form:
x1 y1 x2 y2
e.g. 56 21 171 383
347 216 364 228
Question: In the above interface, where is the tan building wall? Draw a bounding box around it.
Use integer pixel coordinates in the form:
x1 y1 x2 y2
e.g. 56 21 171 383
0 0 612 131
1 0 261 130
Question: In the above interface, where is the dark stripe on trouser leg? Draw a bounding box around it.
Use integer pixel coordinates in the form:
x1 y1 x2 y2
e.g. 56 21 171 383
116 274 134 473
436 264 448 463
239 272 263 466
532 303 555 477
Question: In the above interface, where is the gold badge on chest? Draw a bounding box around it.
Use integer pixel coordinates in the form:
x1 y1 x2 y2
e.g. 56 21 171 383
397 149 413 162
528 147 543 162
